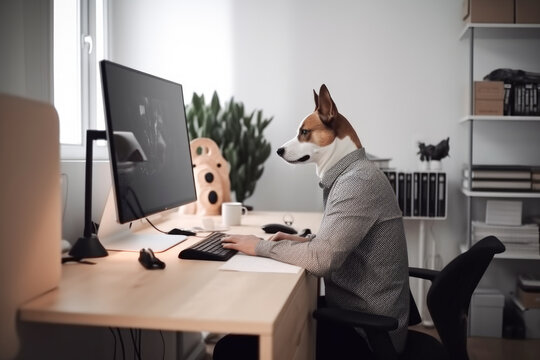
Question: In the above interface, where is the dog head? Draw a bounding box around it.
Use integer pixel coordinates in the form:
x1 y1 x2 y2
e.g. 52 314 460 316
276 84 362 177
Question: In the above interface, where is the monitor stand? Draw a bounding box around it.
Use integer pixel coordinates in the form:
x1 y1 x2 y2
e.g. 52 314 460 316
98 189 187 252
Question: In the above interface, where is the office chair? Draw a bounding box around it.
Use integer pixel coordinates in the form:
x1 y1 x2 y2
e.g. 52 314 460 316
313 235 505 360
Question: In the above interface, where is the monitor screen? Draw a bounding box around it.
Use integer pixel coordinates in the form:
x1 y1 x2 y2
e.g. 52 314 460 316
100 60 197 224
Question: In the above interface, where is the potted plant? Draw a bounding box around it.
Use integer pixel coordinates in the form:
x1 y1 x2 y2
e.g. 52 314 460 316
185 91 273 206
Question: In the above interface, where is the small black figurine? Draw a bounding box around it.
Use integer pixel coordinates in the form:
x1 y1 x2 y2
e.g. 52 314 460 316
417 137 450 162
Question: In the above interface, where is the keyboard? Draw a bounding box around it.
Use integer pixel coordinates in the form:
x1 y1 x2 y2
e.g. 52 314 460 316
178 232 237 261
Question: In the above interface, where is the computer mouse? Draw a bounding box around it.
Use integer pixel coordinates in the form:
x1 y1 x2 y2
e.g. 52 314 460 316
261 223 297 234
168 228 196 236
138 248 166 270
299 228 312 237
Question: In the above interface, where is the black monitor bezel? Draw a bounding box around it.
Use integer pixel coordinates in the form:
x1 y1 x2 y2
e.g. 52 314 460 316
100 60 197 224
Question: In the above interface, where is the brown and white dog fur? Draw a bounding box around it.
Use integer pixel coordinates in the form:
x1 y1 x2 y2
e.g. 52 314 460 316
277 84 362 178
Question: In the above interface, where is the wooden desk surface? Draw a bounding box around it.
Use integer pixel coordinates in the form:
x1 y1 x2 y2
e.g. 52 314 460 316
20 211 322 359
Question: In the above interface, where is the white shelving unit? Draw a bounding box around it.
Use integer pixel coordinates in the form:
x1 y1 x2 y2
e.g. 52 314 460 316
461 188 540 199
459 23 540 39
460 24 540 261
460 115 540 123
459 243 540 260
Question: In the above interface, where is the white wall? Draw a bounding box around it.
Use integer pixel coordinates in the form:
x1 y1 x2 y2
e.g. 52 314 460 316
109 0 469 269
108 0 234 102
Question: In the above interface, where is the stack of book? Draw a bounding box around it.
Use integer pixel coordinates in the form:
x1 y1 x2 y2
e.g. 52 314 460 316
463 165 534 192
534 168 540 192
383 170 447 218
473 80 540 116
472 221 540 254
505 83 540 116
367 153 392 170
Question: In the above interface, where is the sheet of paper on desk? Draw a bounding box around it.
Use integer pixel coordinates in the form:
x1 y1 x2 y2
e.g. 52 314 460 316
219 254 301 274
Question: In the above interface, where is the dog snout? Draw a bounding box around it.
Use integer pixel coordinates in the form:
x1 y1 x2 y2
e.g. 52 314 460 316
276 147 285 157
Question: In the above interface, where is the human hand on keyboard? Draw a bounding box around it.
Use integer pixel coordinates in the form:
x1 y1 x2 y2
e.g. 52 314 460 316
221 235 261 256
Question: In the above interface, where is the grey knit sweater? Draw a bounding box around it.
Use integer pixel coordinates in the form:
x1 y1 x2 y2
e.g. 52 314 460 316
256 148 410 352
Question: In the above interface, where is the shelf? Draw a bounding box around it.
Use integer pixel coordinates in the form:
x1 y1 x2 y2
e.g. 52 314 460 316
461 243 540 260
460 115 540 123
495 251 540 260
403 216 447 221
461 188 540 198
460 23 540 39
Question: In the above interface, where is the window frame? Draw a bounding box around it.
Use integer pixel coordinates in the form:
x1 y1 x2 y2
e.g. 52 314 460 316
56 0 109 160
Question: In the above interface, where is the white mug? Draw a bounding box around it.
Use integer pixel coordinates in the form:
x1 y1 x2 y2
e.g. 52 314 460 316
221 202 248 226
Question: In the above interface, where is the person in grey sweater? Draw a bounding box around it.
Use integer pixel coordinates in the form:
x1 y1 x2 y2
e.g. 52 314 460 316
217 85 409 359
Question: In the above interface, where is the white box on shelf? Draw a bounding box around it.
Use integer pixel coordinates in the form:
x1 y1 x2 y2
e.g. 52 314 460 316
523 309 540 339
486 200 522 226
513 296 540 339
470 289 505 338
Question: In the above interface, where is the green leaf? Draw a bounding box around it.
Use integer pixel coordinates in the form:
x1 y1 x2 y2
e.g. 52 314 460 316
191 93 201 110
260 117 272 132
255 167 264 180
210 91 221 115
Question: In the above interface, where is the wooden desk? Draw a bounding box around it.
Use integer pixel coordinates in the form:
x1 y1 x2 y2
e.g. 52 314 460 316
20 211 322 360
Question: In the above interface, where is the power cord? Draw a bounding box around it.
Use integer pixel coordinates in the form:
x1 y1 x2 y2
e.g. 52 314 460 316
116 328 125 360
159 330 165 360
129 329 142 360
108 327 117 360
145 217 206 238
145 217 168 234
109 328 166 360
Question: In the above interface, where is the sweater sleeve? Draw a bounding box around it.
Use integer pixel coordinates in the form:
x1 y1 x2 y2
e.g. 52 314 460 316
255 173 380 277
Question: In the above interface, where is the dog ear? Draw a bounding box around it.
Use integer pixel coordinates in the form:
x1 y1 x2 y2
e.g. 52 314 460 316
317 84 337 124
313 89 319 110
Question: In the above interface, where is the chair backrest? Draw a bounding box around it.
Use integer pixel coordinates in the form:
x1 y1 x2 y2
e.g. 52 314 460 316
427 236 505 360
0 94 62 359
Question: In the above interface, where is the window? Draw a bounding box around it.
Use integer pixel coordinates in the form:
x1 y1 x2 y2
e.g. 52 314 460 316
54 0 107 159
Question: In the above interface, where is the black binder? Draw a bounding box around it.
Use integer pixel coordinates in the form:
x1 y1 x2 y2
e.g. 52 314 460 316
420 172 429 217
437 173 447 217
413 172 420 216
405 173 412 217
428 172 437 217
397 172 405 215
384 171 397 194
504 83 512 115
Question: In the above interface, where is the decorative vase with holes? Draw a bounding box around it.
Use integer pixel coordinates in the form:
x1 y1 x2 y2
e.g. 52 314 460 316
179 138 231 215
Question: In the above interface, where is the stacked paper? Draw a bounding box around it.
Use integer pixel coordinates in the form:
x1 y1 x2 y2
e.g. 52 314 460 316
472 221 539 254
486 200 522 226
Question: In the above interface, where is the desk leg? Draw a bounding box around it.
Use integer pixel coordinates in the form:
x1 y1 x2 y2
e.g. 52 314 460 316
417 219 426 321
259 335 273 360
422 225 435 327
418 219 435 327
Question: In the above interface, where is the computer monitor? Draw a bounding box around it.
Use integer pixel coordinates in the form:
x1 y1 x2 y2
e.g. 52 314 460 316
99 60 196 250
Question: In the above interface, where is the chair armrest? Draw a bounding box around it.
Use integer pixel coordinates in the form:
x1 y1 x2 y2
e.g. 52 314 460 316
409 267 439 281
313 307 398 331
